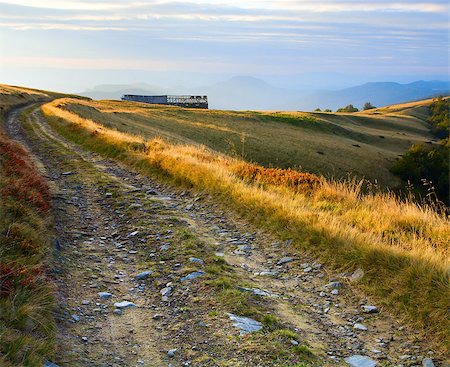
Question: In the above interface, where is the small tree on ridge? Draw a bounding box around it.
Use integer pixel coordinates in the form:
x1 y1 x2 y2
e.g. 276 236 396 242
363 102 376 110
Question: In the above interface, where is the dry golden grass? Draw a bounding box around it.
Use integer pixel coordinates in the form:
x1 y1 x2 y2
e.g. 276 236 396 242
42 98 450 351
0 85 49 97
359 97 450 122
59 97 435 188
0 85 51 119
47 99 145 145
359 97 442 115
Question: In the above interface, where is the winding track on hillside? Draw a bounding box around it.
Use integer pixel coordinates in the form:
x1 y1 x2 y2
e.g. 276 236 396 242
4 103 442 367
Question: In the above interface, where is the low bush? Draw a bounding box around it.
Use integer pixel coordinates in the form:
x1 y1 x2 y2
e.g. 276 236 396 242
392 139 449 205
336 104 359 113
428 96 449 138
392 97 450 206
233 163 321 192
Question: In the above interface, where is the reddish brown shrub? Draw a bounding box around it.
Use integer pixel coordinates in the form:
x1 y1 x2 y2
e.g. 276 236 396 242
233 162 321 192
0 263 45 296
0 136 51 212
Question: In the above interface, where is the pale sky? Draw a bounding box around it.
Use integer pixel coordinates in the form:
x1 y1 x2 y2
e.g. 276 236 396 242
0 0 448 91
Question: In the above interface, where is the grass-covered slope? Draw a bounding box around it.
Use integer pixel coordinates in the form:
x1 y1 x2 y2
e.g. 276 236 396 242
0 85 51 114
59 98 433 187
360 97 441 121
0 85 56 366
42 98 450 351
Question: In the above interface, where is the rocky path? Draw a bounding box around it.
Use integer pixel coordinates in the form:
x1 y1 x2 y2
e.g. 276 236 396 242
4 104 442 367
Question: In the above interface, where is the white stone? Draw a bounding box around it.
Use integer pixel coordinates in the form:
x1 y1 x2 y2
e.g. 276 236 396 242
345 355 377 367
114 301 136 309
353 323 368 331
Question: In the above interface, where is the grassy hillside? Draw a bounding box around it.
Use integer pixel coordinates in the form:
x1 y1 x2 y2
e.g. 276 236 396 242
0 85 56 366
0 85 51 115
42 98 449 352
359 97 444 122
58 98 434 187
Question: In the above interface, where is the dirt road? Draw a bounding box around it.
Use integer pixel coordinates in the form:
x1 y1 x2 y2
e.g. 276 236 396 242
4 104 441 367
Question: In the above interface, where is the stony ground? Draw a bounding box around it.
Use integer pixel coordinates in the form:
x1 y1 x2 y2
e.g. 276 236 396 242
4 104 445 367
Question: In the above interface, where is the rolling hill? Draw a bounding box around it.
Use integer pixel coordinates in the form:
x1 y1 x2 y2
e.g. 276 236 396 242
58 96 435 187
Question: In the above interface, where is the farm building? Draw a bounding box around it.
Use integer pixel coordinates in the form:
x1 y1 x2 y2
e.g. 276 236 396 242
121 94 208 109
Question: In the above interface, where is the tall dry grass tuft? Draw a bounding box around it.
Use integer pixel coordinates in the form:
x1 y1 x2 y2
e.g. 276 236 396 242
42 99 450 351
233 163 322 192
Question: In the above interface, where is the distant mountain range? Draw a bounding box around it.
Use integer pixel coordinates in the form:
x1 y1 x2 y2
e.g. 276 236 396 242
80 83 167 100
80 77 449 111
192 76 297 110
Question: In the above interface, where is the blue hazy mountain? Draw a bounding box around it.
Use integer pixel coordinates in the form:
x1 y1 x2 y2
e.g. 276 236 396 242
80 78 449 111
